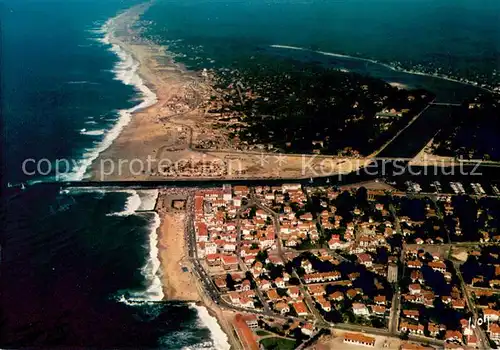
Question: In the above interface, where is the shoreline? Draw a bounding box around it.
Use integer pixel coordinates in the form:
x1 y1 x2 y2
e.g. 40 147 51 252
270 44 499 96
156 203 199 301
86 14 369 181
76 2 160 181
92 7 235 345
155 190 234 349
85 7 497 183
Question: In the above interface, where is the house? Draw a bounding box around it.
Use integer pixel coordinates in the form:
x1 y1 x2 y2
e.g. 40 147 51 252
400 322 424 335
400 343 433 350
490 323 500 342
258 279 271 291
215 276 227 290
255 209 268 219
409 284 422 295
407 260 423 269
358 253 373 267
466 334 478 348
301 260 313 274
428 261 447 273
343 333 375 348
205 242 217 255
275 302 290 314
253 261 263 273
403 309 420 321
374 295 386 305
234 314 259 350
372 305 386 316
301 323 314 336
197 223 209 242
241 280 251 291
221 255 239 270
484 309 500 322
282 183 302 191
266 289 279 301
318 298 332 312
242 314 258 330
452 299 466 310
308 284 325 296
445 330 463 343
304 271 341 284
206 254 221 266
347 289 358 299
275 277 285 289
293 301 308 316
352 303 370 317
288 286 300 299
428 322 440 337
229 291 240 304
239 297 254 308
331 291 344 301
411 270 424 283
233 185 249 196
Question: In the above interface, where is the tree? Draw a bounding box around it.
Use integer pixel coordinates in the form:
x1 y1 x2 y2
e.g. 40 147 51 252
226 274 235 291
277 288 288 297
256 250 268 262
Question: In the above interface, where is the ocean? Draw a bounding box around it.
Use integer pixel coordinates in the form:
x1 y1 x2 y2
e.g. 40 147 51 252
1 186 224 348
140 0 500 97
1 0 498 348
1 0 226 348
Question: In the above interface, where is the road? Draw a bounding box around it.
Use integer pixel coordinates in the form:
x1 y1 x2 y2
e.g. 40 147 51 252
183 187 455 348
454 261 489 349
302 189 348 263
371 102 433 157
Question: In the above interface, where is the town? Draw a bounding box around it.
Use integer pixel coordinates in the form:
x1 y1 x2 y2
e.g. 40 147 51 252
186 182 500 349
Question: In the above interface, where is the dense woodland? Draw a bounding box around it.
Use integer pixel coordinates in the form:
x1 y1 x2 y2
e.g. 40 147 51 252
432 95 500 161
211 59 434 156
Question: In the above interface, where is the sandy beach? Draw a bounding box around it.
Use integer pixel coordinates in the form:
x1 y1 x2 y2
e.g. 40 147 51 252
86 4 367 182
157 208 200 301
155 190 238 349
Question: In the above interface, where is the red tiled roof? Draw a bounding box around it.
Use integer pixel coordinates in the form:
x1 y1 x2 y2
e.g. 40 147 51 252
221 255 238 265
344 332 375 344
234 314 258 350
293 301 308 314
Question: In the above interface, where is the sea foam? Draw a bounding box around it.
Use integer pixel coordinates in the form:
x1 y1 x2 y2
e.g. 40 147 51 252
63 12 158 181
116 211 164 303
80 129 106 136
106 190 141 216
185 303 231 350
108 189 164 303
139 212 164 301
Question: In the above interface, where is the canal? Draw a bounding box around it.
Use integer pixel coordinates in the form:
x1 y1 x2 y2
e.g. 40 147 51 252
377 105 454 158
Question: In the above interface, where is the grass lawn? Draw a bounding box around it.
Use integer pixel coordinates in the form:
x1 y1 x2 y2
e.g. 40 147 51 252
256 330 271 336
259 337 296 350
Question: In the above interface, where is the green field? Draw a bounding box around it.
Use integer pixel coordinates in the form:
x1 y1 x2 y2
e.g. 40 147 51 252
259 337 296 350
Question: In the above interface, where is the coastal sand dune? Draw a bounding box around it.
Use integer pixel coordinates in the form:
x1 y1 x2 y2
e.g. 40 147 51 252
88 3 368 182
